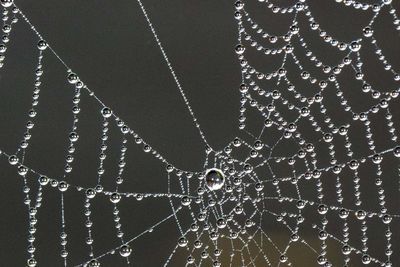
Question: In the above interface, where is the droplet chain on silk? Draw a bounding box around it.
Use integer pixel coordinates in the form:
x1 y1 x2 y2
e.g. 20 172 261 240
0 0 399 266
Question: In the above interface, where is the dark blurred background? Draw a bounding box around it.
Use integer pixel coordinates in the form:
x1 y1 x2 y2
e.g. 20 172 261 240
0 0 399 266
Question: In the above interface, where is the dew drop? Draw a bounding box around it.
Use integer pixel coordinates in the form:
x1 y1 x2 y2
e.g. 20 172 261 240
178 237 188 247
67 73 79 84
8 154 18 165
0 0 13 8
363 27 373 37
216 218 227 229
110 192 121 204
38 176 49 186
37 40 48 50
119 245 132 257
349 41 361 52
205 168 225 191
27 258 37 267
181 196 191 206
69 132 79 142
101 107 112 118
279 254 288 263
86 188 96 199
58 181 69 192
235 44 245 54
362 254 371 264
87 259 100 267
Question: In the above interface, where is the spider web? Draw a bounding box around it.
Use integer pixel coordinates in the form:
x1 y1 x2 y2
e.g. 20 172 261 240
0 0 399 266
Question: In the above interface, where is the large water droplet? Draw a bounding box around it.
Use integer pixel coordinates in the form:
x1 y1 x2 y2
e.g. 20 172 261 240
37 40 48 51
205 168 225 191
101 107 112 118
119 245 132 257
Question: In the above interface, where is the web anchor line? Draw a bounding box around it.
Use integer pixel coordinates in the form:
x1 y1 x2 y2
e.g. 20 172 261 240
15 3 209 174
134 0 212 150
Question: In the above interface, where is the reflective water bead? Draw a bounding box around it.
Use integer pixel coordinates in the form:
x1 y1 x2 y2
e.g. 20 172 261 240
194 240 202 248
239 83 248 93
342 245 351 255
67 73 79 84
38 176 49 186
119 244 132 257
235 44 245 54
393 146 400 157
339 208 349 219
87 259 100 267
61 250 68 258
356 210 366 220
362 254 371 264
50 179 58 187
372 154 382 164
349 41 361 52
108 192 121 204
187 256 195 264
291 233 299 242
213 260 221 267
37 40 47 50
181 196 191 206
27 258 37 267
0 44 6 53
58 181 68 192
318 230 328 240
244 164 253 173
101 107 112 118
264 119 273 127
296 200 306 209
205 168 225 191
178 237 188 247
253 140 263 150
69 132 79 142
17 165 28 176
27 245 35 253
166 164 174 173
86 188 96 199
318 204 328 215
279 254 288 263
234 0 244 10
233 137 241 147
382 214 392 224
216 218 227 229
210 231 219 240
0 0 13 8
85 236 93 245
363 27 373 37
2 24 11 33
201 251 208 259
255 182 264 192
8 154 18 165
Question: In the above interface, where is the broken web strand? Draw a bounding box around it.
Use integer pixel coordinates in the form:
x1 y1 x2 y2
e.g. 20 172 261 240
135 0 213 151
